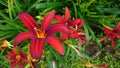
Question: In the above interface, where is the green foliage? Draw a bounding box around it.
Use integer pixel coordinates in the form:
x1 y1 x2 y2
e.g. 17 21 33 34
91 54 120 68
0 50 10 68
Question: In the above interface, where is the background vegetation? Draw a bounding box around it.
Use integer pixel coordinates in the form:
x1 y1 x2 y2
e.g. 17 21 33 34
0 0 120 68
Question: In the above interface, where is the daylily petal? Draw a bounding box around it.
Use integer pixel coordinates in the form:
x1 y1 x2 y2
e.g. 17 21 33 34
21 56 28 62
7 52 15 58
69 29 79 38
14 32 33 47
18 62 24 68
19 49 23 55
19 50 28 62
46 36 64 55
18 12 39 31
99 35 108 42
13 48 17 55
115 22 120 29
68 19 81 26
61 32 68 41
47 23 69 35
4 57 14 61
30 39 44 59
81 36 90 45
65 7 70 21
113 33 120 38
54 15 64 23
78 38 83 46
109 35 115 47
114 29 120 33
77 19 84 29
41 10 55 30
104 27 112 35
11 62 17 68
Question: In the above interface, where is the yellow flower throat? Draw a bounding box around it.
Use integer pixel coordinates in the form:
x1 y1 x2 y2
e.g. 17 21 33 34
16 55 21 62
34 27 47 38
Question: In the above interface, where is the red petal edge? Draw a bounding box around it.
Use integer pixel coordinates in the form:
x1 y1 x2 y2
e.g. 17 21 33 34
18 12 39 31
46 36 64 55
54 15 64 23
65 7 70 21
68 19 81 26
47 23 69 36
110 35 115 47
14 32 33 47
61 32 68 41
41 10 55 30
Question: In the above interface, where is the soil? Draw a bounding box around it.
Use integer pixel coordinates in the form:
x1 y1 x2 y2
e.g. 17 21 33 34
85 41 120 59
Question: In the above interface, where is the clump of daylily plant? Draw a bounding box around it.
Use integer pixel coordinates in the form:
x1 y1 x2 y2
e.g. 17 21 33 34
13 7 89 60
100 22 120 47
4 7 109 68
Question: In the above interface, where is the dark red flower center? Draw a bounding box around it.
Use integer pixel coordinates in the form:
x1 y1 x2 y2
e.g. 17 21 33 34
34 27 47 38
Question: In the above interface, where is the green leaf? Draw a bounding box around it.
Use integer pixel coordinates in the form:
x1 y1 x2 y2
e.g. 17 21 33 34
35 2 63 9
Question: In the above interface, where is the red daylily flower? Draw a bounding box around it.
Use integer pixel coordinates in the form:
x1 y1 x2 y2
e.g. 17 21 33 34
69 28 90 46
67 20 88 46
99 23 120 47
14 11 68 59
55 7 88 46
4 48 28 68
55 7 83 41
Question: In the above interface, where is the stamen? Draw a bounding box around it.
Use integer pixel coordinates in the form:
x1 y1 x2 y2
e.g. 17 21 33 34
16 55 21 62
34 27 47 38
75 25 78 30
78 32 85 35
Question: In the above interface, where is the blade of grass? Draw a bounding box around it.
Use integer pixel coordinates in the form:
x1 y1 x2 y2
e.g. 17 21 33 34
27 0 43 12
35 2 63 9
0 0 7 7
14 0 22 12
47 44 67 68
8 0 13 21
72 1 78 17
64 44 70 59
0 11 11 22
83 22 90 40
